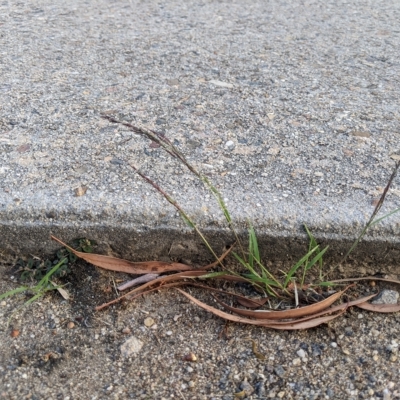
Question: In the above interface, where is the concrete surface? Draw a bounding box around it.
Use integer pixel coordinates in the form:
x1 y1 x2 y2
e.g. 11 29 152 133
1 0 400 270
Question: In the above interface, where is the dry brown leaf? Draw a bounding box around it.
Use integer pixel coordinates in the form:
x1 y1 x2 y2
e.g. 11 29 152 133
212 289 348 320
50 280 70 300
95 271 210 310
355 302 400 313
176 289 346 329
51 236 194 274
236 297 268 309
249 339 266 360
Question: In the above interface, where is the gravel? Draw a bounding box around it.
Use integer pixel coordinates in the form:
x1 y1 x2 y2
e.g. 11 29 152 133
1 262 400 399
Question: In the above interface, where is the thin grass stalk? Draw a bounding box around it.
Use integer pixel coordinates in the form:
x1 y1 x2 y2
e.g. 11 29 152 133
129 164 224 268
102 115 246 260
336 161 400 268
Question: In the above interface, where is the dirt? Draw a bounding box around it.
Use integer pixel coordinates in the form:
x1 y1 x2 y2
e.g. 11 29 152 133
0 259 400 400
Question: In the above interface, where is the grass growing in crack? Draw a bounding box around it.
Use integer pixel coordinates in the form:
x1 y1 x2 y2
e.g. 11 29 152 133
103 116 400 300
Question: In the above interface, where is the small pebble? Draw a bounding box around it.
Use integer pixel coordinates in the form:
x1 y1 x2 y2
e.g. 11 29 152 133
120 336 143 357
254 381 266 397
372 290 399 305
331 342 338 348
182 353 197 362
166 330 172 336
277 391 286 398
383 388 391 400
188 381 195 388
0 301 6 306
292 358 301 366
390 354 397 362
224 140 235 151
239 380 254 396
67 321 75 329
11 329 20 338
297 349 306 358
186 366 194 373
274 365 285 377
121 327 131 334
144 317 155 327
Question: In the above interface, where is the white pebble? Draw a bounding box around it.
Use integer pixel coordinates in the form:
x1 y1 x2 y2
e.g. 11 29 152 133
224 140 235 151
297 349 307 358
330 342 338 348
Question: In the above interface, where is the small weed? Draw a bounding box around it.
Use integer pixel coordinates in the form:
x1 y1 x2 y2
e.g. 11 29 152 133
15 238 95 283
1 238 96 324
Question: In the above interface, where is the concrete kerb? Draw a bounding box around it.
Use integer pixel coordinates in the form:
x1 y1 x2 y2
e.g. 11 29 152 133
1 0 400 274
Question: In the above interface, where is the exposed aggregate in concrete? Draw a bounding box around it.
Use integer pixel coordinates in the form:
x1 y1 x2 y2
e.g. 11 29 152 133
0 1 400 259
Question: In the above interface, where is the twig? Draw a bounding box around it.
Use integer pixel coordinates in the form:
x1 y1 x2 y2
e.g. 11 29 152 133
118 273 160 291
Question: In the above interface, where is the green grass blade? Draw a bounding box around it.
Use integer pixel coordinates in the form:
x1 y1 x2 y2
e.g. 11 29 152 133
283 246 319 288
0 286 29 300
317 281 335 287
198 271 236 279
251 254 281 287
36 257 68 288
242 274 282 286
248 224 260 268
23 292 45 307
304 246 329 273
232 252 260 278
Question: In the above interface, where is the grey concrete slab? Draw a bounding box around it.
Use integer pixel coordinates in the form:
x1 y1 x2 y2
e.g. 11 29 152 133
1 0 400 270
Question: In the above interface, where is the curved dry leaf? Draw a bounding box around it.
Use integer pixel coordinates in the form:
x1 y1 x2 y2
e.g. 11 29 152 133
50 280 70 300
355 302 400 313
176 289 346 329
234 390 246 399
51 236 194 274
212 289 348 320
95 270 210 310
236 297 268 309
249 339 266 360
